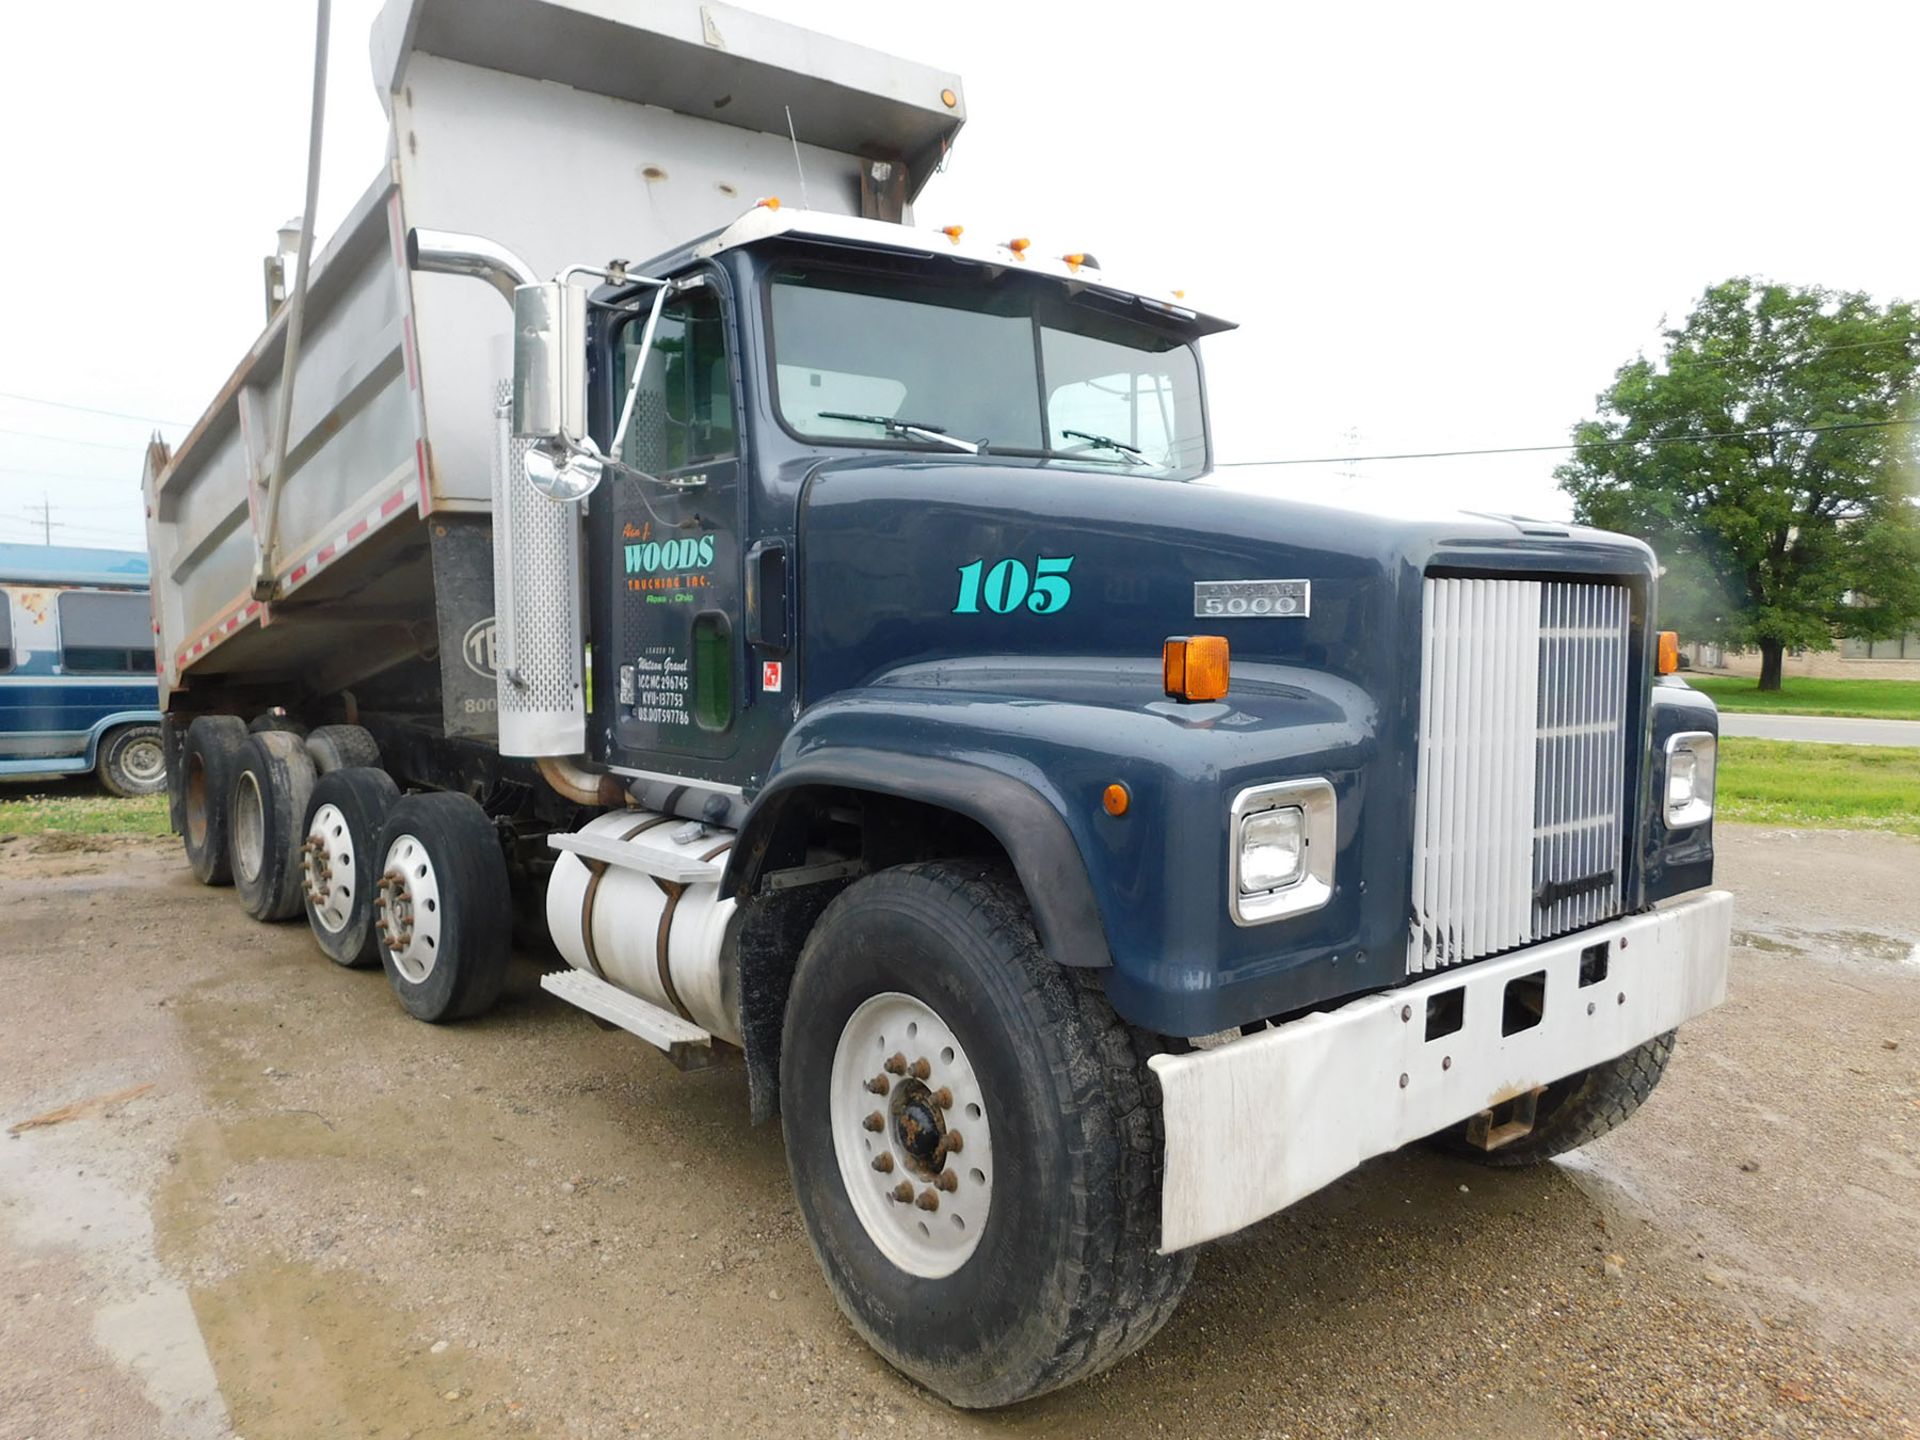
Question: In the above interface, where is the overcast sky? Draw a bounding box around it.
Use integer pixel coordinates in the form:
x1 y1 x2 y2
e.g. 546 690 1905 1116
1 0 1914 550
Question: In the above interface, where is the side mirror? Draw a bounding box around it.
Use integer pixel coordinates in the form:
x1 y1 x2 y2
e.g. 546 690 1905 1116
512 281 586 443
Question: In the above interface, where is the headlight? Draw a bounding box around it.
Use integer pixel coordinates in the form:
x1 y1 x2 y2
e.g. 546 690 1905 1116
1664 731 1716 828
1230 778 1336 926
1240 806 1305 892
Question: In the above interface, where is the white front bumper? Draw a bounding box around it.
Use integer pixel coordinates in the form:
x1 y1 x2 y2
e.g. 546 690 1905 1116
1149 890 1733 1251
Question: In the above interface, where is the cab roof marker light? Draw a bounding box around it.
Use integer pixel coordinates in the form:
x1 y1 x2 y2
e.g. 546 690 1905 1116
941 225 964 244
1007 237 1030 260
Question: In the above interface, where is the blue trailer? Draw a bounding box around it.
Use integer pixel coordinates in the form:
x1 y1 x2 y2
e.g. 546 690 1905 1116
0 543 166 796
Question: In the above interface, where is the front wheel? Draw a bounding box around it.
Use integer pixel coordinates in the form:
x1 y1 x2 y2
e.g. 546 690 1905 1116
780 861 1192 1409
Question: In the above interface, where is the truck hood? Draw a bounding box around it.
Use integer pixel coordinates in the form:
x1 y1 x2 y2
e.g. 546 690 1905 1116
797 455 1654 705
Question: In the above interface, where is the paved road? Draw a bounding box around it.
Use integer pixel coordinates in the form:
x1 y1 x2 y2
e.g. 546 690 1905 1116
1717 712 1920 747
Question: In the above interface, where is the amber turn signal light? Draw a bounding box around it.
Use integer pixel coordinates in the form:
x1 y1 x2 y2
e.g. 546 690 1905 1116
1163 635 1230 702
1102 783 1130 817
1656 631 1680 675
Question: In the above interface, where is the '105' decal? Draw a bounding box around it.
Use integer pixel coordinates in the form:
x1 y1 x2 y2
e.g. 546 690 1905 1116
953 556 1075 615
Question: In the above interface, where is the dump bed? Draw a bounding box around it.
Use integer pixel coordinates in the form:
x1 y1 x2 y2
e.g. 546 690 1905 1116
144 0 963 734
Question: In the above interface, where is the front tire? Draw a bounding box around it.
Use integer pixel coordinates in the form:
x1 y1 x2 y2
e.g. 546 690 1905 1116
373 792 511 1022
780 861 1192 1409
97 723 167 798
1432 1031 1676 1166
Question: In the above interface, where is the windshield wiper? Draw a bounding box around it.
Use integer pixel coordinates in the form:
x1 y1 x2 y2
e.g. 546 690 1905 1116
1060 428 1147 465
817 411 984 455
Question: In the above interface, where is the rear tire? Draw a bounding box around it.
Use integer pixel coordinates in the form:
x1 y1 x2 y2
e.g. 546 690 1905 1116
97 723 167 798
301 767 401 968
304 724 381 775
181 716 249 886
1431 1031 1676 1167
779 861 1192 1409
373 792 511 1022
229 732 317 922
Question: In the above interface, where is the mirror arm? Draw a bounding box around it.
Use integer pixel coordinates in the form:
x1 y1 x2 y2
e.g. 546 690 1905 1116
608 280 672 460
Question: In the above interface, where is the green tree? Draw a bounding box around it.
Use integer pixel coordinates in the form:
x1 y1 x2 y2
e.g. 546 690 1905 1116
1556 279 1920 689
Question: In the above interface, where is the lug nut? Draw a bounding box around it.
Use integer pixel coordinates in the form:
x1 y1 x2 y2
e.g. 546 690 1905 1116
909 1057 931 1080
865 1074 890 1095
862 1112 885 1133
891 1182 915 1203
930 1087 952 1110
883 1053 907 1076
942 1129 964 1154
936 1169 958 1193
872 1153 894 1173
915 1188 940 1212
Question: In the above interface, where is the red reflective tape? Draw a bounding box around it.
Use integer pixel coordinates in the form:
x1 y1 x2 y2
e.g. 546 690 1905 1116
289 564 309 584
317 544 336 564
347 520 369 542
388 194 407 270
244 602 260 618
380 489 407 518
415 439 428 485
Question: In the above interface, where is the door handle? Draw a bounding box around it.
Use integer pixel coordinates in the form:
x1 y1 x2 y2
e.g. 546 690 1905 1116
745 539 789 651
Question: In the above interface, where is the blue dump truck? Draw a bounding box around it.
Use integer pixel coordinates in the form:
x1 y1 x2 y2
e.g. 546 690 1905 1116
142 0 1730 1406
0 543 166 796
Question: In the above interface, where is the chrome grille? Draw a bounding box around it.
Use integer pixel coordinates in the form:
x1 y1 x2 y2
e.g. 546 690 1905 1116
1408 577 1632 974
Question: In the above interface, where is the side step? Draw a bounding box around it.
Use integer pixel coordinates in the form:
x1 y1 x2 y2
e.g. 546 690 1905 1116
547 831 726 884
540 968 719 1069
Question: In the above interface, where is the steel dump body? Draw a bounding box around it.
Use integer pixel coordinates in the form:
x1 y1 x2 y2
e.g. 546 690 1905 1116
144 0 963 724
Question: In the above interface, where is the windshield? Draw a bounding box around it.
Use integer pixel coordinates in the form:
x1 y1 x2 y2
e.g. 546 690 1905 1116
769 264 1207 476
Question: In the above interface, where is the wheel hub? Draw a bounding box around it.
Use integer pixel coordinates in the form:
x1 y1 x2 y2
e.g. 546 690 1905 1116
375 833 441 983
301 803 357 934
830 992 993 1279
121 737 166 785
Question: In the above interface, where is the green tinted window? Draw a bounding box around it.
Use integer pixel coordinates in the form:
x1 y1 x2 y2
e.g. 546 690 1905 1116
692 611 732 732
616 287 736 475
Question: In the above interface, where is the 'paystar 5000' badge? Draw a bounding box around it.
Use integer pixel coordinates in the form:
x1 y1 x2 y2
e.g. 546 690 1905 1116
1194 580 1310 618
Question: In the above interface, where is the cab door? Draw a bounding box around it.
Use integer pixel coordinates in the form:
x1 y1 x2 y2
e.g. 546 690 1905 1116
599 275 749 777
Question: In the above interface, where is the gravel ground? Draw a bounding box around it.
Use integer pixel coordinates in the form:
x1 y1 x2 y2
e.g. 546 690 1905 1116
1 824 1915 1439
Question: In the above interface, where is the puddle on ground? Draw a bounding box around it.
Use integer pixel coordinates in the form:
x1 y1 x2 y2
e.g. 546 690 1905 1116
0 1134 229 1438
152 990 528 1437
187 1258 526 1437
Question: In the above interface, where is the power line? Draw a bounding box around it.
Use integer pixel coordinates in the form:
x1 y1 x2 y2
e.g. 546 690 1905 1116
0 425 151 453
0 390 192 428
0 464 142 483
1214 417 1918 469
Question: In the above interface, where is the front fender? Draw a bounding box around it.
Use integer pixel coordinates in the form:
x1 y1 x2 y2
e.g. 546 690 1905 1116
728 657 1385 1035
1642 679 1717 902
727 716 1112 970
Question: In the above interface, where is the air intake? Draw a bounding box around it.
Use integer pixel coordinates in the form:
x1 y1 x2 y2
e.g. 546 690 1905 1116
1408 577 1632 973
